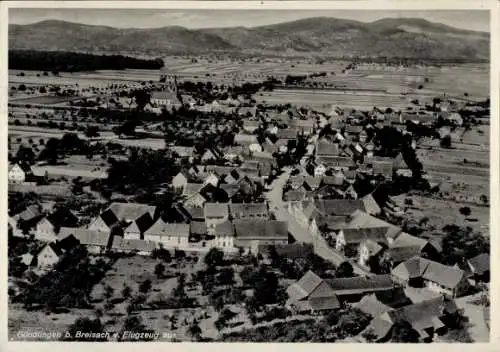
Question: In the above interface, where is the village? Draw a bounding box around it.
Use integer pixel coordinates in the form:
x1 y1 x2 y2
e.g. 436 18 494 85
7 60 491 343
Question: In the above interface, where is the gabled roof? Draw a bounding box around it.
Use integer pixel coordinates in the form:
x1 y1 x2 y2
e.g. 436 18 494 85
46 208 78 228
314 199 366 216
190 221 207 236
180 207 203 223
219 184 240 198
391 232 428 249
386 296 457 332
234 133 259 145
317 156 355 168
17 204 43 222
316 142 340 156
215 221 234 237
387 246 425 264
229 203 268 219
204 203 229 218
325 275 394 296
276 128 298 140
372 161 394 178
59 227 111 247
392 257 466 290
125 212 154 234
233 220 288 240
183 183 205 197
356 293 393 317
107 202 156 222
467 253 490 275
144 219 189 237
341 227 390 245
111 237 158 252
287 270 323 301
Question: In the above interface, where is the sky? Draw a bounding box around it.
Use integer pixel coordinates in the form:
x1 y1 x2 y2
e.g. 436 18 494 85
9 9 489 32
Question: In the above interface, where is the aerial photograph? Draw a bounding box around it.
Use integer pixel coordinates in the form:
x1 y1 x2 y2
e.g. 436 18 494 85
6 7 491 343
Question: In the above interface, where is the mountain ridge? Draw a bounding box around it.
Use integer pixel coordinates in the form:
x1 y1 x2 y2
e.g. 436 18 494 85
9 18 490 61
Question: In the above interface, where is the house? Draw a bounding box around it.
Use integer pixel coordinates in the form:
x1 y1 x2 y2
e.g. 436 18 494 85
150 91 181 109
466 253 490 283
372 161 393 180
172 171 189 190
222 146 244 161
123 212 155 240
89 203 156 232
242 119 260 133
234 133 259 146
262 138 278 154
59 227 112 254
316 141 340 157
111 236 158 255
441 112 463 126
306 161 327 177
303 176 322 191
317 156 355 170
356 293 395 318
143 220 190 248
386 232 440 265
204 203 230 235
203 172 219 187
290 119 315 135
248 143 263 153
170 146 195 160
324 275 395 303
366 296 459 342
219 184 241 201
35 208 78 242
15 204 43 224
229 202 269 220
34 242 63 269
214 221 235 249
359 130 368 143
233 220 288 253
335 227 390 255
286 271 341 314
189 221 207 241
289 199 368 231
8 163 28 184
344 125 363 140
182 183 207 208
391 257 470 298
8 216 23 237
276 128 298 140
201 148 222 162
181 206 205 222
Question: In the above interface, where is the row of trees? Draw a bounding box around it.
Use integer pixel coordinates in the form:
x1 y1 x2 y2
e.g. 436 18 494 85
9 50 164 72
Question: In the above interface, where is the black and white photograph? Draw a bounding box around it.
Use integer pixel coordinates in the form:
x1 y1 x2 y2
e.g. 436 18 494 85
4 2 493 344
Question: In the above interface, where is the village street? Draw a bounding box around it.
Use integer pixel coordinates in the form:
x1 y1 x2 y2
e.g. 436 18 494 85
265 168 371 277
454 292 490 342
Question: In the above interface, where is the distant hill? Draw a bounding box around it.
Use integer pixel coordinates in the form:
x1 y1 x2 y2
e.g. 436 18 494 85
9 17 489 61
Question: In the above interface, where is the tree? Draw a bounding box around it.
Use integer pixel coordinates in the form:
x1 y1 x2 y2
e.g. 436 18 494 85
217 267 235 286
362 328 378 342
459 207 472 217
104 285 114 300
440 135 452 148
154 262 166 279
336 262 354 278
63 317 106 341
188 321 202 341
391 320 420 342
85 125 100 138
139 279 152 294
337 308 372 337
16 146 36 165
204 248 224 268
